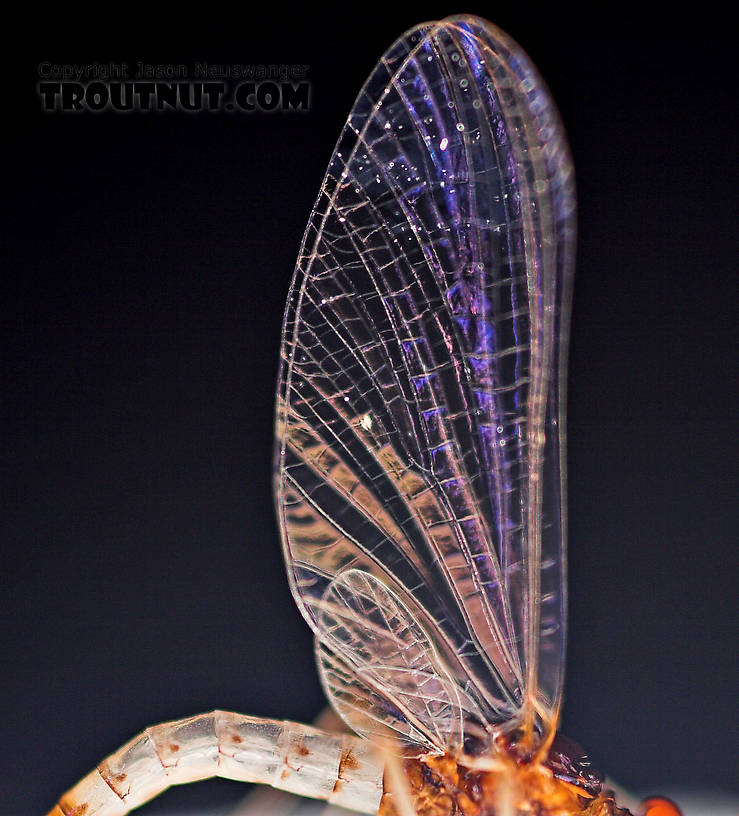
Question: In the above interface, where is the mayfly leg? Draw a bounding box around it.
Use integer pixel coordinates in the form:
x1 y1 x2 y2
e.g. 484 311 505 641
47 711 383 816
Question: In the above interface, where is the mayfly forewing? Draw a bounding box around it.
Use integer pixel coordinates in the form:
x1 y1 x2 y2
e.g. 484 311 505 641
276 14 574 750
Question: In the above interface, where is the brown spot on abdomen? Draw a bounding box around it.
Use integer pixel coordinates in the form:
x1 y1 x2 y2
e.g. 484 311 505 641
58 800 89 816
339 747 359 775
98 761 130 797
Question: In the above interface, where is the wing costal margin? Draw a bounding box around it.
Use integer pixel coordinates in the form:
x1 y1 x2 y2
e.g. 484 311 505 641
276 15 575 753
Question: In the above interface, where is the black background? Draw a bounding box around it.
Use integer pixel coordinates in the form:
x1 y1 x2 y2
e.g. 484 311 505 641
4 6 737 813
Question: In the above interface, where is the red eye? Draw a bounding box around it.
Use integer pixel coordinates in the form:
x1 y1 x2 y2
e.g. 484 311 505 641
641 796 682 816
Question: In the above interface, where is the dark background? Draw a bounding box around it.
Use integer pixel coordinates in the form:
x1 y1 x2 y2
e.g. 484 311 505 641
4 7 737 813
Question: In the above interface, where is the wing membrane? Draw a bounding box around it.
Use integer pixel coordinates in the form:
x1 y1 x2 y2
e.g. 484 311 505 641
315 569 488 753
276 15 574 750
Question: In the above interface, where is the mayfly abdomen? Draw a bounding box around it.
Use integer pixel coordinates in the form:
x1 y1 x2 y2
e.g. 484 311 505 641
47 712 382 815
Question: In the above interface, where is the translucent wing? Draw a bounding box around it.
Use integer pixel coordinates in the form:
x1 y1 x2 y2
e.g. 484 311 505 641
315 570 487 754
275 14 575 752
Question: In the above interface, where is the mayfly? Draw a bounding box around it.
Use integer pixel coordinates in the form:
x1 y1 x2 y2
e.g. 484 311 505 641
48 15 681 816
